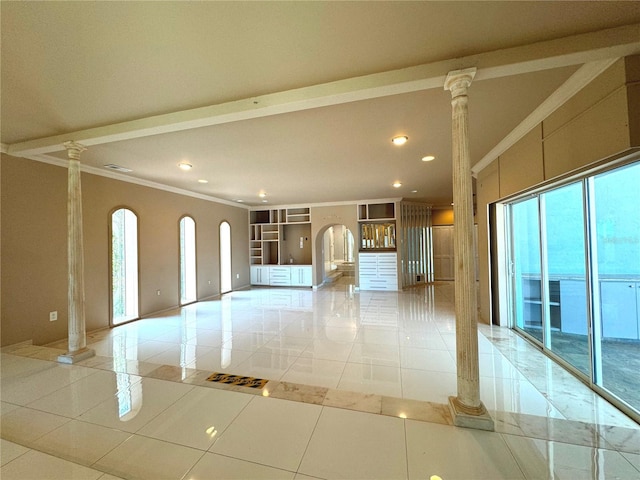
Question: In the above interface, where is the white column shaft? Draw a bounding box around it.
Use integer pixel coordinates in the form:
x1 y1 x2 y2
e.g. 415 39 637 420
445 69 483 413
65 142 87 352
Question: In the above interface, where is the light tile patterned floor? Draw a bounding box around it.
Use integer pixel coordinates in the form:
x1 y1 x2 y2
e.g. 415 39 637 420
1 281 639 479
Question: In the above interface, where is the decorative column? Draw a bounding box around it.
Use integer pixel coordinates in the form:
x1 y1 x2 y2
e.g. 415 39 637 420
444 68 493 430
58 141 95 364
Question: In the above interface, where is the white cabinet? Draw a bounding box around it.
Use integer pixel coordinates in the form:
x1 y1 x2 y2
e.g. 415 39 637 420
359 253 398 291
290 266 312 287
250 266 270 286
251 265 312 287
269 266 291 286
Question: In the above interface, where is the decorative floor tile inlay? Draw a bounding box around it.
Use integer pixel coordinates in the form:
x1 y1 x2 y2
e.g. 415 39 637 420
206 372 269 389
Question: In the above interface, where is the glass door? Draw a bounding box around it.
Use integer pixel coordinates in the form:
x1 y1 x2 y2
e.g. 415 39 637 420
509 197 543 343
541 183 590 376
590 162 640 413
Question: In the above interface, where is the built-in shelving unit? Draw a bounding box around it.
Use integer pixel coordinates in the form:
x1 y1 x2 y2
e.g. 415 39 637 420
357 201 399 290
249 207 313 287
358 202 396 251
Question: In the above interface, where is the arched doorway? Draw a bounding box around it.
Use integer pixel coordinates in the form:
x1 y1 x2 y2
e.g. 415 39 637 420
321 224 355 285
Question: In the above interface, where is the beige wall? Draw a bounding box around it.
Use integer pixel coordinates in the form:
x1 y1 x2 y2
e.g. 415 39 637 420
1 154 249 347
432 208 454 226
475 56 640 324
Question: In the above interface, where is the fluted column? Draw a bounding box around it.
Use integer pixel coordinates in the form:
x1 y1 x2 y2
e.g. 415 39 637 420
58 141 95 364
444 68 493 430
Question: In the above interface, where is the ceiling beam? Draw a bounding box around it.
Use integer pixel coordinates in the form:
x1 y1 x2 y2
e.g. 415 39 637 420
7 23 640 157
471 57 621 176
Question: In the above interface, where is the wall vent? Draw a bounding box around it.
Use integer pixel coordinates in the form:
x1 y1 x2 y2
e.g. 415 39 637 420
104 164 132 173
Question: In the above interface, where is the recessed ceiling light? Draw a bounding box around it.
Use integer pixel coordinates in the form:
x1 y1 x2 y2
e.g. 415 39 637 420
178 162 192 171
197 179 208 184
391 135 408 146
393 181 402 188
422 155 436 162
262 200 268 203
258 192 267 198
411 190 418 193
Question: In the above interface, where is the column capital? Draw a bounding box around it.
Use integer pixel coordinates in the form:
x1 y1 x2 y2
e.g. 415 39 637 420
63 141 87 160
444 67 477 98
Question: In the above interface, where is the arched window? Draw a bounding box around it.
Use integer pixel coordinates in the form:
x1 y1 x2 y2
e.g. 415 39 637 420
220 221 232 294
180 216 197 305
111 208 139 325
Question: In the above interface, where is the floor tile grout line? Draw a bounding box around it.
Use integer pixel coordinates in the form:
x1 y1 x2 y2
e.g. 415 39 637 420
293 403 326 477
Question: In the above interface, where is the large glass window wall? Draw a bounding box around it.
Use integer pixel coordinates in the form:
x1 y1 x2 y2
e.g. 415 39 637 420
506 159 640 419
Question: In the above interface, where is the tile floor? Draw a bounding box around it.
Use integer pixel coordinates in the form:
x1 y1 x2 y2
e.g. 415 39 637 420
1 281 639 479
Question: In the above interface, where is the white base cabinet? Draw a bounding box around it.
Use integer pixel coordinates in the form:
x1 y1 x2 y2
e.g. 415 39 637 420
359 252 398 291
250 265 312 287
250 266 270 285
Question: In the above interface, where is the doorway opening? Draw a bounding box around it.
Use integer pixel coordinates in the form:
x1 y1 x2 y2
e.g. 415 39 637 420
322 224 355 285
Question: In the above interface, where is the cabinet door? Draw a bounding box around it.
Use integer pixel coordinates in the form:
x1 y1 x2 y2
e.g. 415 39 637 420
250 266 269 285
291 266 312 287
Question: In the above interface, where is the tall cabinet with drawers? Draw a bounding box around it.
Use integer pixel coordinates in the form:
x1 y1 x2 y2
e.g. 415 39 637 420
357 201 399 291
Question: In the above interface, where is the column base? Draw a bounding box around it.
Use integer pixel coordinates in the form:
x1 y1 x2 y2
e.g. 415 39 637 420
57 347 95 364
448 396 494 431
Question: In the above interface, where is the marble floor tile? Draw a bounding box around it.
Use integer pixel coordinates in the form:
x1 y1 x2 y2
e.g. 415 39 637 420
189 345 255 372
593 423 640 454
401 368 457 403
347 343 400 367
621 452 640 472
210 396 322 471
380 396 452 424
1 363 95 405
280 357 345 389
0 407 71 445
300 338 354 362
503 433 640 480
32 419 131 466
26 369 122 418
399 346 456 372
235 351 299 381
137 386 251 450
299 407 407 480
0 449 105 480
338 362 402 398
93 434 204 480
322 389 382 414
187 452 296 479
269 381 328 405
0 439 29 466
78 376 193 433
405 420 524 480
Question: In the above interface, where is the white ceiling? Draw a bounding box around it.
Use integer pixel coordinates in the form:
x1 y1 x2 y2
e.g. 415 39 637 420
2 2 640 207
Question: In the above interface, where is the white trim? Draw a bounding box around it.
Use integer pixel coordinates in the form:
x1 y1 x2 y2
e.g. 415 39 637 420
471 58 619 176
26 153 250 209
0 143 8 154
6 24 639 157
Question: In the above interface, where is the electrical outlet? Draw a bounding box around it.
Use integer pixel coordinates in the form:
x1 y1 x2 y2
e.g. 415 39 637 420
208 280 211 285
49 311 58 322
156 290 161 296
236 274 240 279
